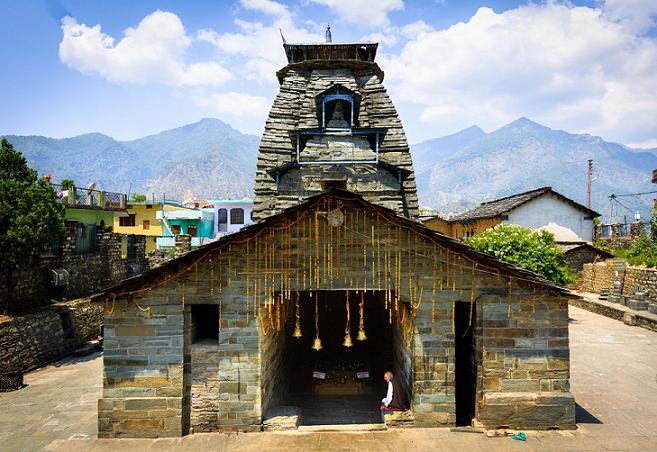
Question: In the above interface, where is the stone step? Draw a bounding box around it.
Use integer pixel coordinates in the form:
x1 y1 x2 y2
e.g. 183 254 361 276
648 303 657 315
297 423 386 432
628 299 648 311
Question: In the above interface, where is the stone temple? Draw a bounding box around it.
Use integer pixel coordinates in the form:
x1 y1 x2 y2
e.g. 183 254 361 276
94 35 576 438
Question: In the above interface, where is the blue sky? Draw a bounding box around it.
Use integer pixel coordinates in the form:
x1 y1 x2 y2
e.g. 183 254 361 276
1 0 656 147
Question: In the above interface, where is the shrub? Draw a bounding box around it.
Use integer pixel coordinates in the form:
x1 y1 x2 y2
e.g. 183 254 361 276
465 224 574 286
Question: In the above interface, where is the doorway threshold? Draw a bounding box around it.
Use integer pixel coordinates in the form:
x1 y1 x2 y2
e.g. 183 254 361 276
298 423 387 432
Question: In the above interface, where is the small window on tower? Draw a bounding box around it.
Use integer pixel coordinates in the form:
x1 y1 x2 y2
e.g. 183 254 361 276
143 220 150 230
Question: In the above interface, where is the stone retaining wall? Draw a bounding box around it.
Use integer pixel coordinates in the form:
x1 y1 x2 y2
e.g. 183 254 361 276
0 223 148 312
580 261 657 301
0 298 102 374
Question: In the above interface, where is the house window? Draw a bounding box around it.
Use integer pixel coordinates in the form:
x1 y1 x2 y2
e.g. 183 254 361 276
172 225 181 235
188 225 197 237
143 220 150 230
119 214 136 227
230 208 244 225
218 208 228 232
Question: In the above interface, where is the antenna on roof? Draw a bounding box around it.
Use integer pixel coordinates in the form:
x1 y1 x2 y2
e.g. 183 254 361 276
325 24 332 43
279 28 287 44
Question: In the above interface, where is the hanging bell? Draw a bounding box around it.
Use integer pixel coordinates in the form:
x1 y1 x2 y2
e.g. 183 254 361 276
312 337 323 351
356 328 367 342
293 323 303 338
342 332 353 348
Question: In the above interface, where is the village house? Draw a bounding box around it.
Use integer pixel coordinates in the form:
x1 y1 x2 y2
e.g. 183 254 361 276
424 187 600 243
211 198 254 236
93 33 576 438
156 205 215 248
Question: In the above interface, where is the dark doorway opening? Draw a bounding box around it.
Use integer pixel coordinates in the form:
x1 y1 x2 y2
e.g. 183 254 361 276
455 301 477 427
191 304 218 343
280 290 395 425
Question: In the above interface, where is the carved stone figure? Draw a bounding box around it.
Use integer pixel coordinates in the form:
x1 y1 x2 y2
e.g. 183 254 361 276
327 101 350 128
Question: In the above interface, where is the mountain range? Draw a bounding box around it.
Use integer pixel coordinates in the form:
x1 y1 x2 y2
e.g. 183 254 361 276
4 117 656 220
4 118 259 201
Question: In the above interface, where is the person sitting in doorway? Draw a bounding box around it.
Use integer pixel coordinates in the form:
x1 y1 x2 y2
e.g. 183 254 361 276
380 371 407 411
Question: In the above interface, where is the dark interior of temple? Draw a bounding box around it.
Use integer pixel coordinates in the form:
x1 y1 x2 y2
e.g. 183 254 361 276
454 301 477 427
281 290 394 425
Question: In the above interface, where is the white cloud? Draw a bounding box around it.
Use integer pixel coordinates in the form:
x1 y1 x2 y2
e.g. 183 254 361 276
59 11 231 86
240 0 290 17
309 0 404 28
628 138 657 149
400 20 435 39
603 0 657 33
381 2 657 144
196 91 270 117
197 0 322 84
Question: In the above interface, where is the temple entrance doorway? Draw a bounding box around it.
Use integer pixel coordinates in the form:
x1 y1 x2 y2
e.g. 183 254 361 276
454 301 478 426
279 290 397 426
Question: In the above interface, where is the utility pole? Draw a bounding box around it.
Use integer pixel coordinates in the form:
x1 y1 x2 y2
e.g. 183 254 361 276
587 159 593 209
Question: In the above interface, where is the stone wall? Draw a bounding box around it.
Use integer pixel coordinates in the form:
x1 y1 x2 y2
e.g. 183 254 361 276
190 341 220 432
260 315 286 419
580 261 657 301
98 290 185 438
0 298 102 374
563 247 605 273
0 223 149 312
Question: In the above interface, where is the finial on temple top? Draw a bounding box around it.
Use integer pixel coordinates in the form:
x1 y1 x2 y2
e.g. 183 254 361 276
325 24 332 43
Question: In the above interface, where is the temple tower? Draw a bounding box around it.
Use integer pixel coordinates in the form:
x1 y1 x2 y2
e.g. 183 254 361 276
252 36 419 221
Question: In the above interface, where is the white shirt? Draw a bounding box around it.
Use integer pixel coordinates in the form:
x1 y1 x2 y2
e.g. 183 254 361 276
382 381 393 407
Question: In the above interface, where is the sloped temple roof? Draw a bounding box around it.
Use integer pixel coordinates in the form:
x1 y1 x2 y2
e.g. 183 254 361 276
449 187 600 222
95 188 575 299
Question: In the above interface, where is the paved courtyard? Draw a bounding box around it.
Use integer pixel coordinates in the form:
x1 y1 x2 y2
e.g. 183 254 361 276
1 305 656 451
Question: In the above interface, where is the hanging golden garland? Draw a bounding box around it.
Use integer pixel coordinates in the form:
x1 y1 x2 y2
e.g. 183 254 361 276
136 304 151 319
363 208 367 292
432 246 437 324
245 241 250 322
106 294 116 316
452 301 455 334
293 292 302 338
468 264 477 327
343 290 353 347
508 279 513 320
312 292 323 351
209 257 215 296
371 221 375 289
181 282 186 310
357 290 367 341
219 293 223 332
377 213 381 290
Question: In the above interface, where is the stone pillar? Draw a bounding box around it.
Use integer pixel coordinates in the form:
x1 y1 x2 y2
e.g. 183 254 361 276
175 234 192 257
475 290 575 430
630 221 645 238
97 286 185 438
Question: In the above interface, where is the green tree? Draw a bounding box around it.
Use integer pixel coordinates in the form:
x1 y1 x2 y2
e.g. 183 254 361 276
60 178 75 190
130 193 147 203
465 224 573 285
0 139 65 313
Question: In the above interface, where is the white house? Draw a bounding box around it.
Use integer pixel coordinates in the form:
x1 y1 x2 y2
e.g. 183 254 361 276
210 199 254 236
431 187 600 242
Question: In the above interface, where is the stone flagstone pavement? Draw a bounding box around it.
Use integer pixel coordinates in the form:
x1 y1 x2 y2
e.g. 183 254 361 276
1 305 656 451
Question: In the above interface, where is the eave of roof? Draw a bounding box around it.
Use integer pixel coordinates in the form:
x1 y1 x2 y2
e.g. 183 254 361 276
449 187 600 222
93 188 577 300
